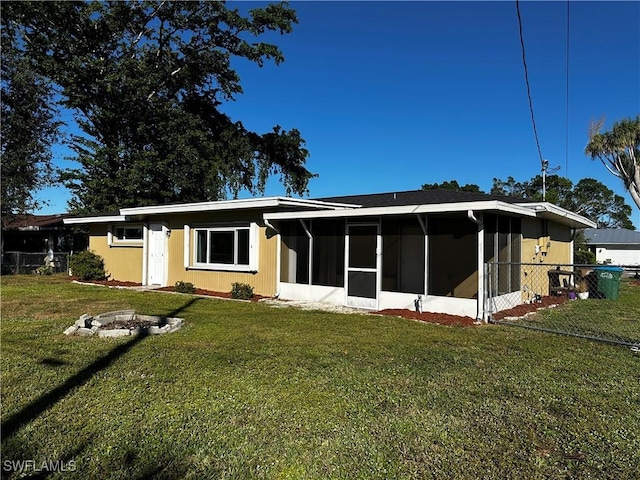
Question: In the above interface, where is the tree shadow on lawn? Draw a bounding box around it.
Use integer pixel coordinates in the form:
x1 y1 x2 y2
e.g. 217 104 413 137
1 298 200 440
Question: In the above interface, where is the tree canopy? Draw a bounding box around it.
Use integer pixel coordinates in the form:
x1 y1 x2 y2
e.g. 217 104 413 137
4 1 314 214
421 180 481 193
1 15 60 223
586 116 640 210
490 175 634 229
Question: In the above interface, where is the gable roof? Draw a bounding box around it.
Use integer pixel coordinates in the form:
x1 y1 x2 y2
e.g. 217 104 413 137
584 228 640 245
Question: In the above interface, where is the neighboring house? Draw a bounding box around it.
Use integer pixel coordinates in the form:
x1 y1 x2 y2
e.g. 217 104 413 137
2 214 87 253
1 214 88 274
583 228 640 265
64 189 595 320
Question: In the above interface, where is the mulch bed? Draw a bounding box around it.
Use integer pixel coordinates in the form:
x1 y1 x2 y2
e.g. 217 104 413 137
376 309 478 327
156 286 268 302
491 295 569 320
71 278 143 288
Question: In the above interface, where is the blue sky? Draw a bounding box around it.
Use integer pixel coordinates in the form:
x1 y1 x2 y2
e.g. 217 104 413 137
37 1 640 224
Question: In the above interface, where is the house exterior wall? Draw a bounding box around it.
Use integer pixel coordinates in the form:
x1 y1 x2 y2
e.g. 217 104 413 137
521 218 572 265
86 212 278 296
594 246 640 265
165 221 278 296
88 224 144 283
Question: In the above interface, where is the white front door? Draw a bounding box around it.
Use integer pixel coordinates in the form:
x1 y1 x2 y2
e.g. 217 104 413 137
346 223 380 309
147 224 166 285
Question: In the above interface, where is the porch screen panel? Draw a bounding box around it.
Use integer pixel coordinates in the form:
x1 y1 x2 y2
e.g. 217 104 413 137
381 218 424 294
510 219 522 291
279 221 309 284
312 220 344 287
347 271 376 299
497 216 510 295
348 225 377 269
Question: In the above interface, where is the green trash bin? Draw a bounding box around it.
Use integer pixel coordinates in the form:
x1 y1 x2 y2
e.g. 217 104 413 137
594 266 624 300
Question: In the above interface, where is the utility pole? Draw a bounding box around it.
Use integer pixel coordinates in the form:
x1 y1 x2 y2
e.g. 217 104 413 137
541 159 560 201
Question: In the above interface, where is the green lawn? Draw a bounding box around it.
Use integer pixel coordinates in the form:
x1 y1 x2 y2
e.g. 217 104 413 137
1 275 639 479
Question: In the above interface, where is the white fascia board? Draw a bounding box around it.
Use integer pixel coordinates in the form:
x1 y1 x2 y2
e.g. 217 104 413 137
264 201 537 221
63 215 126 225
119 197 359 216
517 202 597 229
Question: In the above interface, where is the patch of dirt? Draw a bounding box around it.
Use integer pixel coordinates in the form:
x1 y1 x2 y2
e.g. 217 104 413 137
375 309 478 327
101 319 164 330
492 295 569 320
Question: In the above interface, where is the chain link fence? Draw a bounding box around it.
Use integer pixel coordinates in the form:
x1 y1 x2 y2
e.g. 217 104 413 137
1 251 71 275
486 262 639 349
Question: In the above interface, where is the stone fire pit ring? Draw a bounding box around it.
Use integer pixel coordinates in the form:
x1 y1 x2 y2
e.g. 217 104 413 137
64 310 184 338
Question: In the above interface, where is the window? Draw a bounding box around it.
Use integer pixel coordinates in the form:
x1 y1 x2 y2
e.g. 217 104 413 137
115 226 143 241
109 225 143 246
191 224 255 271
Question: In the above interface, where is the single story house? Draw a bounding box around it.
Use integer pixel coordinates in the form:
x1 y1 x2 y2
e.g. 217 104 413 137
583 228 640 266
64 189 596 320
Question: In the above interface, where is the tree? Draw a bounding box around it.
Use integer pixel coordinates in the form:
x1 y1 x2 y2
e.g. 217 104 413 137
570 178 634 230
421 180 482 193
491 175 635 229
7 1 315 214
586 116 640 210
0 15 60 224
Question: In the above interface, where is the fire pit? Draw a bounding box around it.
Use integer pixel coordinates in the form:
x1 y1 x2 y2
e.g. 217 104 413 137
63 310 183 337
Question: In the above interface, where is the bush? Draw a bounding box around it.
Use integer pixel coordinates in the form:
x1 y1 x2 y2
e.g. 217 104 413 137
230 282 254 300
574 249 596 265
175 281 195 294
69 250 106 281
35 264 53 275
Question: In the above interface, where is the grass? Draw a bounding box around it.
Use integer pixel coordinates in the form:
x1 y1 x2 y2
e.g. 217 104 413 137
499 280 640 345
1 275 639 479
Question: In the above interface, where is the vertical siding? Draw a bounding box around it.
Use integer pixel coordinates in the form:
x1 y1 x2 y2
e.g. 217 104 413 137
521 218 572 265
88 225 143 283
164 213 278 296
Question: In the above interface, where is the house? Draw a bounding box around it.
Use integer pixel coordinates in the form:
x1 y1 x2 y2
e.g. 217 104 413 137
2 214 79 253
583 228 640 265
2 214 88 274
64 189 596 320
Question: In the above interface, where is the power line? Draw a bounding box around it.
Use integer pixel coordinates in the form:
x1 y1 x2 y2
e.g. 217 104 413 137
515 0 544 167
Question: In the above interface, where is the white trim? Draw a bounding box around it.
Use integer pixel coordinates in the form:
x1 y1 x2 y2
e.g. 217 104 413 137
120 197 359 216
186 222 259 273
516 202 597 228
142 224 148 284
183 225 190 269
64 215 126 225
265 200 538 222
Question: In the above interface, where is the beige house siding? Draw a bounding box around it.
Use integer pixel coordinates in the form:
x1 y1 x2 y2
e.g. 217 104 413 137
165 223 277 296
88 225 144 283
86 212 278 296
521 218 572 265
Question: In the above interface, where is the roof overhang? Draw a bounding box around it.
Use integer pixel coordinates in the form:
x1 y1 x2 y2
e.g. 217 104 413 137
64 215 127 225
518 202 597 229
264 200 538 221
119 197 359 216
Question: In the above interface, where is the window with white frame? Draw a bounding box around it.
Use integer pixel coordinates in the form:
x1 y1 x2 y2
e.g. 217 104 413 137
109 225 143 246
115 226 143 241
189 224 257 271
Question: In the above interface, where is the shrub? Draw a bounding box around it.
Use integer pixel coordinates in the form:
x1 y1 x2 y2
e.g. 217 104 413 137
69 250 106 281
35 264 53 275
230 282 254 300
175 281 195 294
574 249 596 265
